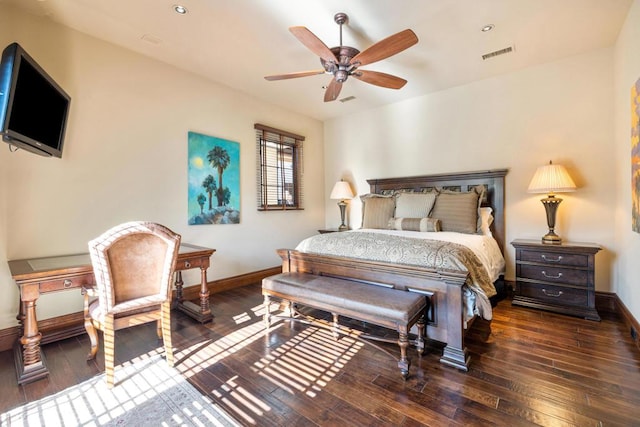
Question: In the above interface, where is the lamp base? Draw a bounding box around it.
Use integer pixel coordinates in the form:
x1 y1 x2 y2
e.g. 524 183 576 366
540 196 563 245
337 200 347 231
541 231 562 245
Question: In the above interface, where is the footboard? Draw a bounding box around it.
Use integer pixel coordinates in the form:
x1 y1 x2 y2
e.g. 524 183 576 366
277 248 471 370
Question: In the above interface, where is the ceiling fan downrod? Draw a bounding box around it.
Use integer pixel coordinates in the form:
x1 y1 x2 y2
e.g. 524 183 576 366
334 12 348 46
331 13 354 83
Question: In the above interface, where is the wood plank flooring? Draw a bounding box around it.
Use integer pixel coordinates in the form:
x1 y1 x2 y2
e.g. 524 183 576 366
1 283 639 426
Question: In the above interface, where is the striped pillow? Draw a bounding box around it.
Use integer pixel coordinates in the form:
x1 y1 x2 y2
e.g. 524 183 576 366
388 217 441 232
361 194 395 229
430 187 484 234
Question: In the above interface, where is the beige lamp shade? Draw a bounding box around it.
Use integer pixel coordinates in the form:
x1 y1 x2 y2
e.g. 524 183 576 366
330 180 354 231
330 181 354 200
528 160 576 244
528 161 576 194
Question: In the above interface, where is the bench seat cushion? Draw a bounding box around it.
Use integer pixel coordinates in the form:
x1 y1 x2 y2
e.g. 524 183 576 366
262 272 426 327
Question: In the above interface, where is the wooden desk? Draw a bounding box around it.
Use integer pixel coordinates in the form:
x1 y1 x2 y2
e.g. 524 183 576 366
8 243 215 385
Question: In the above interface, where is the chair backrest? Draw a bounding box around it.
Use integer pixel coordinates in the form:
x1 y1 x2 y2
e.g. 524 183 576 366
89 222 181 311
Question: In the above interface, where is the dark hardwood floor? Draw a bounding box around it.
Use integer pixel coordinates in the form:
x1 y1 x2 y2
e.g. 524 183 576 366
2 283 640 426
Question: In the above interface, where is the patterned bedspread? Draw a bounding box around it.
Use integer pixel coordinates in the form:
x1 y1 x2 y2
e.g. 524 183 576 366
295 231 497 300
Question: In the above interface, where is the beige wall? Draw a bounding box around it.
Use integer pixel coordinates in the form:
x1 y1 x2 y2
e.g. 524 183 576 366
0 7 325 329
324 48 616 291
614 0 640 322
2 3 639 330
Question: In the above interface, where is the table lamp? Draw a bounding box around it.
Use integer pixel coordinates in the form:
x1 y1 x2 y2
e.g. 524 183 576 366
528 160 576 244
330 180 354 231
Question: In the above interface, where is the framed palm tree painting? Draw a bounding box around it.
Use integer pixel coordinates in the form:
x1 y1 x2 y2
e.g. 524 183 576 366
188 132 240 225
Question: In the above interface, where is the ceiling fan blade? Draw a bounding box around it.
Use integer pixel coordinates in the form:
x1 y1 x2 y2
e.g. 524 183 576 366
324 78 343 102
289 26 337 64
350 29 418 67
264 70 326 81
353 70 407 89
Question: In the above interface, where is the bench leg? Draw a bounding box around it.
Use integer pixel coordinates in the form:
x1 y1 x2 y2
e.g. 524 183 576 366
263 294 271 328
285 300 294 318
398 328 410 380
332 313 340 340
415 316 426 355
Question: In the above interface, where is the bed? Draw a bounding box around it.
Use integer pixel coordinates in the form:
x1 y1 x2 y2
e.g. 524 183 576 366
276 169 508 371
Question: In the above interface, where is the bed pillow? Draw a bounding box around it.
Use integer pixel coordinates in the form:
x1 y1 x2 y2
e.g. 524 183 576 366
430 186 484 234
360 194 396 229
388 217 441 232
478 207 494 236
394 192 437 218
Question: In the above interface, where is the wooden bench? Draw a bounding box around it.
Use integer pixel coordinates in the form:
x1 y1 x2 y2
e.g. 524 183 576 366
262 272 427 379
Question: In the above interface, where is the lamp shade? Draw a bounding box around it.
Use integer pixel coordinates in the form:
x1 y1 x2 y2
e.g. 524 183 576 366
330 181 354 200
527 161 576 194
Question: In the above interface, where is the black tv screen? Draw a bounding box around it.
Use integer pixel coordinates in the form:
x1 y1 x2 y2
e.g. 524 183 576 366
0 42 71 158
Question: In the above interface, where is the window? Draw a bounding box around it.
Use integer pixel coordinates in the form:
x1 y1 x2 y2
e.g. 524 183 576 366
255 123 304 210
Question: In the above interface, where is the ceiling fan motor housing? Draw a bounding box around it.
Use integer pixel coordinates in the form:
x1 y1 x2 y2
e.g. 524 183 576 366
334 69 348 83
321 46 360 81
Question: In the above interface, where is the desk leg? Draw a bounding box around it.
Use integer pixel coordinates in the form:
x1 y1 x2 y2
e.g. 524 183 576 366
173 271 184 310
176 266 213 323
198 266 212 318
16 298 24 337
14 285 49 385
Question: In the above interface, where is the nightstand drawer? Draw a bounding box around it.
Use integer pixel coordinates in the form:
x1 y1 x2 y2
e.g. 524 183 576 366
518 249 588 267
519 264 588 287
518 282 588 307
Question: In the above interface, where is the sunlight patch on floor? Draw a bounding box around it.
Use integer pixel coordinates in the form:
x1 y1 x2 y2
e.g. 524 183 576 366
175 302 282 376
1 354 238 426
257 326 363 398
173 302 365 424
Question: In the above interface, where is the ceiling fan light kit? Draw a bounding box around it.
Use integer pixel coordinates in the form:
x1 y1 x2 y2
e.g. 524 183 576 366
265 13 418 102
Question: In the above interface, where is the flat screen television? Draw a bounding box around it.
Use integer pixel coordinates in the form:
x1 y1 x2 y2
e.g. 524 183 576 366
0 42 71 158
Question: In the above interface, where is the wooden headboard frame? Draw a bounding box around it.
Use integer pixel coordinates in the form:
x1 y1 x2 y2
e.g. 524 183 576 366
367 169 508 254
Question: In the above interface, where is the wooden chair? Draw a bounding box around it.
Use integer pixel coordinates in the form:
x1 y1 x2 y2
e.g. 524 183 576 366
83 221 181 388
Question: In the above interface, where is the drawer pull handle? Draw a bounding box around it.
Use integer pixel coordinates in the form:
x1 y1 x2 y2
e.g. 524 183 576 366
63 279 73 288
541 255 563 263
541 271 562 279
542 289 563 298
184 261 191 268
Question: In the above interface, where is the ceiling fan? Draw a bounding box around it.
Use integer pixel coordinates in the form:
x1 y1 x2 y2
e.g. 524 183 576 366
264 13 419 102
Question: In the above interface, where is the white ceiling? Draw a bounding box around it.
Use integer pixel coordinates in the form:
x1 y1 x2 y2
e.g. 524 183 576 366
4 0 633 121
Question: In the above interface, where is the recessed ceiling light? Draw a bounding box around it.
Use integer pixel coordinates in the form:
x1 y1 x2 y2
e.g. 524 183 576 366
481 24 494 32
173 5 188 14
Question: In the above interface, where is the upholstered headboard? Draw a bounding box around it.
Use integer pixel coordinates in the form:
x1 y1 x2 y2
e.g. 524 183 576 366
367 169 508 254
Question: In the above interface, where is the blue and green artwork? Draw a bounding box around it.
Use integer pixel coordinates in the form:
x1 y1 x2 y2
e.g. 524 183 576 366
188 132 240 225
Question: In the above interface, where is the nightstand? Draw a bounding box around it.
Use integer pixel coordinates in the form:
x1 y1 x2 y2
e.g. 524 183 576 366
511 239 601 321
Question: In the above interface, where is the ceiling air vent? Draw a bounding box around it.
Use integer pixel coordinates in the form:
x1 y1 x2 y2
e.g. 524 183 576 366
482 46 514 60
339 96 356 103
141 34 162 45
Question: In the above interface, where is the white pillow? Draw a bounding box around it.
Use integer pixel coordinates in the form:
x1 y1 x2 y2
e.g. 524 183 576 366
478 207 494 236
